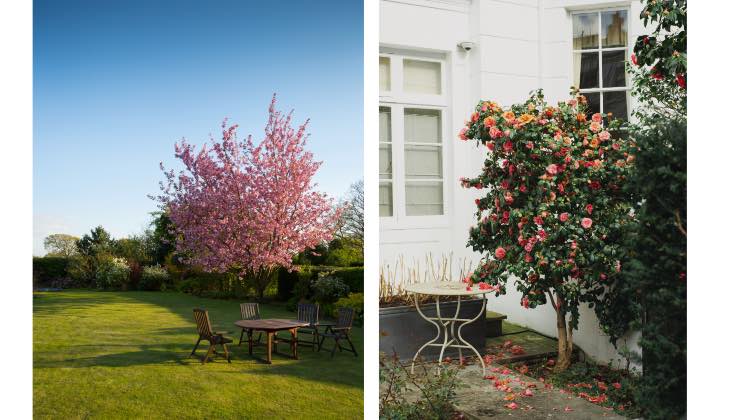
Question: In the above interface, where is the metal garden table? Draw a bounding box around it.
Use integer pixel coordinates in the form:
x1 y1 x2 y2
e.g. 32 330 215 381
406 282 493 376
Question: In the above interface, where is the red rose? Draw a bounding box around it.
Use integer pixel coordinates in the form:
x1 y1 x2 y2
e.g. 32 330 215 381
676 73 686 89
559 213 569 222
581 218 593 229
631 53 638 65
486 141 495 151
534 216 543 225
585 204 593 214
521 296 530 308
503 140 514 153
495 247 506 260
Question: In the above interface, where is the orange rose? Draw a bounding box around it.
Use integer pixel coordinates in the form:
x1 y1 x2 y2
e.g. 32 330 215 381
503 111 516 123
590 137 600 148
576 113 587 122
518 113 535 124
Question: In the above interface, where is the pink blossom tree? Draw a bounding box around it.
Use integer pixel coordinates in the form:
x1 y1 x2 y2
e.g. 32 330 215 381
155 96 343 299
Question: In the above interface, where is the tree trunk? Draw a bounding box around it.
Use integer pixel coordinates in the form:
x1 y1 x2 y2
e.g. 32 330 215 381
554 295 573 372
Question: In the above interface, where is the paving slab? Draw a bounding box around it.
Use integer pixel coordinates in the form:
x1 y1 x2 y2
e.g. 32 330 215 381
454 364 626 419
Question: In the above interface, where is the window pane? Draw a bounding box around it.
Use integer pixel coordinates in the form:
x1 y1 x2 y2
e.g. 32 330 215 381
602 50 626 88
573 13 598 50
403 59 441 94
380 183 393 217
380 144 392 179
404 109 441 143
601 10 628 48
405 145 442 179
380 56 390 91
406 182 443 216
583 92 600 118
573 52 599 89
379 106 391 143
604 91 628 121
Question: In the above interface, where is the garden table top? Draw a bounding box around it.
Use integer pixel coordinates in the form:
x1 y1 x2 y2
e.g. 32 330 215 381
234 318 308 331
406 282 497 296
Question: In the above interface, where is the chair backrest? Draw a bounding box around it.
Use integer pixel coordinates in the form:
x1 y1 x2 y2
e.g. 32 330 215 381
240 303 260 320
336 307 355 329
296 303 319 325
193 308 213 337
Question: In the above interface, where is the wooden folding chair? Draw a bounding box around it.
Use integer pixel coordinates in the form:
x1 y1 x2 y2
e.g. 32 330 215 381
190 308 232 363
318 307 358 358
238 303 262 346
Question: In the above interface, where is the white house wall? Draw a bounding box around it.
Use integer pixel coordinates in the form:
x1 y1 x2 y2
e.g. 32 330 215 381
380 0 644 366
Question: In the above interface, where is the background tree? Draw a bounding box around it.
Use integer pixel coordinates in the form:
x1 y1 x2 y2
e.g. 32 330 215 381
147 210 176 265
336 180 364 247
43 234 79 257
76 225 113 257
460 89 633 372
156 96 343 300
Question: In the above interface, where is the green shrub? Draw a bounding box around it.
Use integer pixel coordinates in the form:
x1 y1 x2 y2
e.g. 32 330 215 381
312 275 349 306
94 256 131 290
67 256 95 287
278 265 363 301
325 246 363 267
139 265 170 291
335 292 363 325
32 257 69 286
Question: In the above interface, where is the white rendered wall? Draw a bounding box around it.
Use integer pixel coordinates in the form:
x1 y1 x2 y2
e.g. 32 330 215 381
380 0 644 367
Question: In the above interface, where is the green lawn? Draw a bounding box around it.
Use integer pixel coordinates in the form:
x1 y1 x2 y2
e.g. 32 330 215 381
33 290 363 419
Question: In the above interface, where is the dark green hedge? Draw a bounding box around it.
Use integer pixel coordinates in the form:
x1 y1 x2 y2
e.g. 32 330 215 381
277 265 364 301
33 257 70 285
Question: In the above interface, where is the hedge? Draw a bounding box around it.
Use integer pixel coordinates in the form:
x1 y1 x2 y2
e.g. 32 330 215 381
277 265 364 301
33 257 70 286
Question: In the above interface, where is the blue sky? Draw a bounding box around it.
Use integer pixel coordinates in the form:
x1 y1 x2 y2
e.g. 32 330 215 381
33 0 363 255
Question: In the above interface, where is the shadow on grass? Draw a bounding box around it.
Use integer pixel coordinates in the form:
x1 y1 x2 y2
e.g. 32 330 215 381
34 290 363 389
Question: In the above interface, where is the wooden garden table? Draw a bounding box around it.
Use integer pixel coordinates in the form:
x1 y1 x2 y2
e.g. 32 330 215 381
406 283 493 376
234 319 309 364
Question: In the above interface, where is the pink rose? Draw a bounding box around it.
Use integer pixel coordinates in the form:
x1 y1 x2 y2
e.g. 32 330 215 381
581 218 593 229
589 121 601 133
598 130 611 141
591 113 602 123
458 127 468 140
495 247 506 260
559 213 569 222
546 164 558 175
524 243 533 252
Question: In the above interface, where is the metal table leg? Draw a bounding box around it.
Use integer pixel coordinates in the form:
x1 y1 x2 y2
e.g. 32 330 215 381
410 293 489 376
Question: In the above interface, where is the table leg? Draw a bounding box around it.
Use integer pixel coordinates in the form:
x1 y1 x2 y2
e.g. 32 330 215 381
291 328 298 359
411 293 441 375
436 296 448 374
266 332 273 364
457 297 488 376
248 329 254 355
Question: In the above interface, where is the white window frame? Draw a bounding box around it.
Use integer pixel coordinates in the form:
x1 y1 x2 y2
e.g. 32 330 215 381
568 6 632 122
379 49 449 227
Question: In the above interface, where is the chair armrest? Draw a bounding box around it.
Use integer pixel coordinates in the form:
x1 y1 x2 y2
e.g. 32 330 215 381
214 330 230 336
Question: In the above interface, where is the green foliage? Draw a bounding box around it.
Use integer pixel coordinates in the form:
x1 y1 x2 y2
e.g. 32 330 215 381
148 210 176 265
94 256 131 290
293 238 363 267
379 355 462 420
633 0 686 84
335 292 363 325
325 245 364 267
67 255 96 286
594 2 687 417
76 226 113 256
139 265 170 291
279 265 363 305
32 256 70 286
312 275 350 307
43 234 79 257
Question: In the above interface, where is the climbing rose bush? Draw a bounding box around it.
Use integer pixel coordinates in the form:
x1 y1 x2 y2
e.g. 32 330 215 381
459 89 634 371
